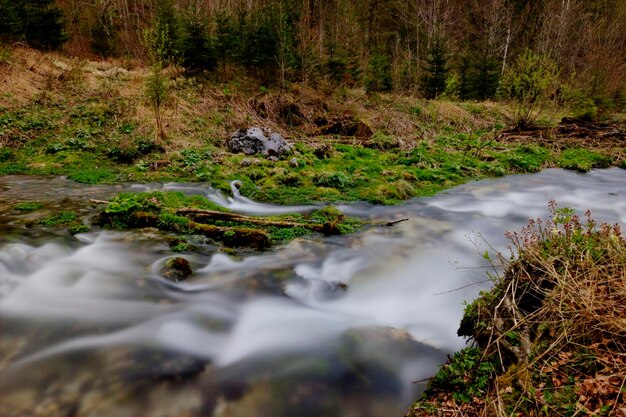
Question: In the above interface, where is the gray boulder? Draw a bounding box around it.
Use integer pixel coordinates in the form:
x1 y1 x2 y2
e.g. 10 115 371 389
228 127 292 157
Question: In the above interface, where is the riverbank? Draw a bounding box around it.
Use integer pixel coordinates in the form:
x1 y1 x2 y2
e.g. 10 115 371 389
407 203 626 416
1 46 625 207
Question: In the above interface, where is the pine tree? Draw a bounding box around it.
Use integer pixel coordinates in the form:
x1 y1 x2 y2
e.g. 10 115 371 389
179 17 216 74
422 38 449 99
214 12 236 74
0 0 67 50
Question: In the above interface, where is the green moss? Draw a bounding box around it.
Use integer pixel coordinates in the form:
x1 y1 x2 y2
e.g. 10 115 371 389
68 168 118 184
40 211 78 227
506 145 550 172
558 148 613 172
14 201 44 212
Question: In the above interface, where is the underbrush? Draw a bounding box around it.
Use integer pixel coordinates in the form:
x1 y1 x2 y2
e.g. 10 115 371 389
409 201 626 416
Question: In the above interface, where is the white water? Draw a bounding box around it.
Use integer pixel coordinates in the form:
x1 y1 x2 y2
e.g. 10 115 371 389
0 169 625 417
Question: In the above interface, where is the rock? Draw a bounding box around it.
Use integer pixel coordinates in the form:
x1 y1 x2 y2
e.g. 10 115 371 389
267 156 279 162
228 127 292 157
160 257 193 282
240 158 252 167
289 157 298 167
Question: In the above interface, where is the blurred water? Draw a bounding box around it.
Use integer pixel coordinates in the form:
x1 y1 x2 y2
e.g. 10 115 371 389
0 169 625 417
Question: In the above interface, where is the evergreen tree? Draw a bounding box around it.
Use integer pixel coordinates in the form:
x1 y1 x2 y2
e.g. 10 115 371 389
366 50 393 92
470 53 500 100
214 12 236 73
422 39 449 99
179 17 216 74
0 0 67 50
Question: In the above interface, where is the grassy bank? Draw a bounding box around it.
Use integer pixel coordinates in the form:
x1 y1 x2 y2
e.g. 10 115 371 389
408 203 626 416
1 47 625 206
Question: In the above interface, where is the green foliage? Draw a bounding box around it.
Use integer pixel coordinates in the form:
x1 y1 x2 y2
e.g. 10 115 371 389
459 53 500 100
500 49 559 128
440 72 460 100
313 171 353 190
171 242 190 252
365 51 392 92
214 11 236 72
427 347 496 403
267 225 309 242
422 38 450 99
68 168 117 184
0 147 13 161
158 212 189 230
369 132 398 150
558 148 612 172
105 194 143 215
69 224 89 234
506 145 549 172
14 201 43 212
179 16 217 74
0 0 67 50
40 211 77 227
560 74 598 121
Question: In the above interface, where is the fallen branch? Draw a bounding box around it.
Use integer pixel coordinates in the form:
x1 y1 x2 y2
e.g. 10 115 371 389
385 218 409 226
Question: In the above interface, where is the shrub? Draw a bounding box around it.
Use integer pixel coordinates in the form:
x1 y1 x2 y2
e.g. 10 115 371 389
500 49 559 128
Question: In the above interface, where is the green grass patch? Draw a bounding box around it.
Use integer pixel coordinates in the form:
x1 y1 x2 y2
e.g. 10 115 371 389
40 211 78 227
67 167 118 184
558 148 613 172
13 201 43 212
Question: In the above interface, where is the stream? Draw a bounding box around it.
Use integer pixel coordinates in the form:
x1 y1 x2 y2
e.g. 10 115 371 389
1 168 625 417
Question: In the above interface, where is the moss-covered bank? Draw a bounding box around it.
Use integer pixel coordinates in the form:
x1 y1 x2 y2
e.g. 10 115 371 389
408 203 626 416
92 191 362 249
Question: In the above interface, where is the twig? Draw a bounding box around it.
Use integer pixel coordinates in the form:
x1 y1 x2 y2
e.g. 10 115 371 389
385 218 409 226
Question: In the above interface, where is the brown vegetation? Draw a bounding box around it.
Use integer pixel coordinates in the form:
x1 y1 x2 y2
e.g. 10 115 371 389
409 203 626 416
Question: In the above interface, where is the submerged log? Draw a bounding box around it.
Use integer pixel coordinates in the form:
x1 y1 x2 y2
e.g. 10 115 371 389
176 208 338 235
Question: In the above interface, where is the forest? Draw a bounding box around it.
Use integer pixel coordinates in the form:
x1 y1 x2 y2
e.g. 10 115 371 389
1 0 625 109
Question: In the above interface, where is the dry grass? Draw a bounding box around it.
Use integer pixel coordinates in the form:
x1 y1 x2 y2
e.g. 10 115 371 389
411 202 626 417
0 46 514 155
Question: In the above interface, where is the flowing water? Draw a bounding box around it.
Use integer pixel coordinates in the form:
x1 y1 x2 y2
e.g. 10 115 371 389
1 169 625 417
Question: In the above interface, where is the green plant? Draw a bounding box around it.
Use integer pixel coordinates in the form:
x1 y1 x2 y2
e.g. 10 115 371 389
0 147 13 161
500 49 559 128
369 132 398 150
143 18 172 141
68 168 117 184
69 224 89 234
171 242 190 252
422 38 450 99
558 148 612 172
14 201 43 212
40 211 77 227
506 145 550 172
313 171 352 190
426 347 496 403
